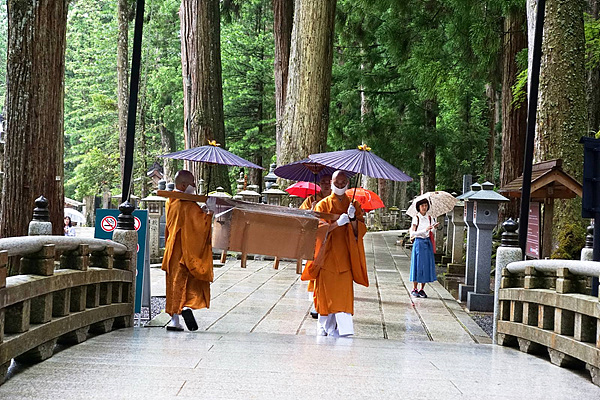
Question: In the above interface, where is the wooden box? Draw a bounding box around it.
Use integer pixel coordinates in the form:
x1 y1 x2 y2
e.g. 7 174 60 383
209 198 319 263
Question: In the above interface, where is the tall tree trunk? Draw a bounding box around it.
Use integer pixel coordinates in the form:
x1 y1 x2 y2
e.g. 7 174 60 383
484 84 500 182
279 0 336 165
117 0 130 183
2 0 68 237
159 123 178 182
534 0 586 250
180 0 228 192
420 100 437 193
587 0 600 135
500 8 528 221
273 0 294 162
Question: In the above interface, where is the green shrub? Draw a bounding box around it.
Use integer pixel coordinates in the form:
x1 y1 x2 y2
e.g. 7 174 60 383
551 223 586 260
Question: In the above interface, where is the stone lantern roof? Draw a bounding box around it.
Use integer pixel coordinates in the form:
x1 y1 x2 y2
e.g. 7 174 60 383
469 182 509 202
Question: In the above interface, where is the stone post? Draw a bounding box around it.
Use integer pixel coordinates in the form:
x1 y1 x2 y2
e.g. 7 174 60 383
111 201 137 327
581 223 594 261
450 203 465 265
102 187 111 209
28 196 52 236
458 183 482 301
434 216 445 254
466 182 508 312
444 212 454 264
492 219 521 344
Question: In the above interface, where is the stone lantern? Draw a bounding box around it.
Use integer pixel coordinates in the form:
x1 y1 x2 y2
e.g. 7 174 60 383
238 184 261 203
141 194 167 263
288 195 303 208
208 186 232 199
457 182 482 302
262 183 287 206
264 163 278 190
466 181 508 312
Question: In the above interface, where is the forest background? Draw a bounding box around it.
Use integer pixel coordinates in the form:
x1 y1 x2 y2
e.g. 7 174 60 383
0 0 599 257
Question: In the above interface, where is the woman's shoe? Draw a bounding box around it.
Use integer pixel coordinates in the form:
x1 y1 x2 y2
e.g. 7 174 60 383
418 290 427 298
411 289 420 297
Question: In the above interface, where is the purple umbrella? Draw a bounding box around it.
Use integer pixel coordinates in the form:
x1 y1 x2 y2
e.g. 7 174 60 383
309 145 412 182
159 141 264 194
274 158 345 182
274 158 355 198
159 141 264 170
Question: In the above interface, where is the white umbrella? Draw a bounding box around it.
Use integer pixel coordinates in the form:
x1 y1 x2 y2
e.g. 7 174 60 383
64 208 86 224
406 191 457 218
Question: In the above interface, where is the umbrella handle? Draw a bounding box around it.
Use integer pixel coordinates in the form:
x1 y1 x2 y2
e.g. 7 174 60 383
351 173 361 203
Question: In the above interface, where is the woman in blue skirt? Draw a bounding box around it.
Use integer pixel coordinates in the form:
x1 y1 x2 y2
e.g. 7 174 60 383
409 198 439 298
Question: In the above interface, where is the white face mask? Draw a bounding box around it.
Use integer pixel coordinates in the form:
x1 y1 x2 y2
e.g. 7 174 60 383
332 185 348 196
184 184 196 194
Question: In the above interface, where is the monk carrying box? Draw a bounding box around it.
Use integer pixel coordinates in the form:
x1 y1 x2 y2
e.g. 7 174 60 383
162 170 214 331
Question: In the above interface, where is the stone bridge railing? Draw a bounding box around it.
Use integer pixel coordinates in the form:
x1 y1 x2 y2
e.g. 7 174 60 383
0 235 135 385
495 259 600 387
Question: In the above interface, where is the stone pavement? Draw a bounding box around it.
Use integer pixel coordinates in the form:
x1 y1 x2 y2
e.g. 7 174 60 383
1 231 599 398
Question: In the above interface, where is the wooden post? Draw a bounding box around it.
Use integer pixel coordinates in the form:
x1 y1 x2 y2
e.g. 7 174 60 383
541 197 554 258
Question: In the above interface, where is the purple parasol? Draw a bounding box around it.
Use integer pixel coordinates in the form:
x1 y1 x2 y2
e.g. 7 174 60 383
273 158 349 182
274 158 356 198
159 141 264 170
309 145 412 182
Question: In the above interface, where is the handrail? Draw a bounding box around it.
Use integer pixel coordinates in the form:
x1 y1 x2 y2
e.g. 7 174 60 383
0 236 134 386
497 258 600 387
505 259 600 277
0 236 128 256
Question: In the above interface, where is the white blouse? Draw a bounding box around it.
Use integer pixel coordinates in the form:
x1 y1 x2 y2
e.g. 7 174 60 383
410 213 436 239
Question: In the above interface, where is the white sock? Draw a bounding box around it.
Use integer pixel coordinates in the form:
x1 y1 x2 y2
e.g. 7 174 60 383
168 314 181 326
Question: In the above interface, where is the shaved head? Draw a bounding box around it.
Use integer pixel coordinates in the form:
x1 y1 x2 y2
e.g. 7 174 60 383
332 170 347 181
174 170 195 191
332 170 349 195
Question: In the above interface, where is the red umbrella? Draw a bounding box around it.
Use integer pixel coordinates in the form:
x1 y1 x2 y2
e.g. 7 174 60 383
285 181 321 199
346 188 385 212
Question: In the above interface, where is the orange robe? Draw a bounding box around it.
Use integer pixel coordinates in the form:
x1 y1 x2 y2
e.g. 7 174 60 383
301 193 369 316
162 198 213 315
299 191 326 293
299 192 326 211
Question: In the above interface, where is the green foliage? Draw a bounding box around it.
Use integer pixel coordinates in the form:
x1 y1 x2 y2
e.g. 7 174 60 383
585 12 600 70
330 0 502 196
222 0 275 191
511 48 529 110
551 223 586 260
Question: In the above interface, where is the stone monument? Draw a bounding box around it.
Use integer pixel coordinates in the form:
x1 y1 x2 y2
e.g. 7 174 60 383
466 181 508 312
457 182 482 302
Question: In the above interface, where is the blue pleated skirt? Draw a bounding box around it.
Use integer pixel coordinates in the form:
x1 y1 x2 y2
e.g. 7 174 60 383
410 237 437 283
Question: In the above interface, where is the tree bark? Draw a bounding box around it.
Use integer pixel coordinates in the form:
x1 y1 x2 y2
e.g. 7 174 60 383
534 0 586 249
483 84 500 182
2 0 68 237
587 0 600 135
273 0 294 161
420 100 437 193
159 123 178 182
180 0 228 192
117 0 130 182
500 8 528 221
279 0 336 166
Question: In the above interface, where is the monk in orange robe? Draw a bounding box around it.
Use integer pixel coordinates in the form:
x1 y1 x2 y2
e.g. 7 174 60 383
301 170 368 336
299 174 332 318
299 174 332 211
162 170 213 331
